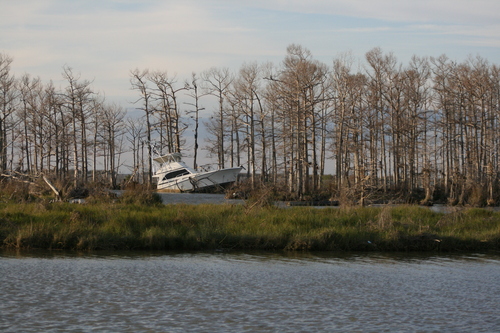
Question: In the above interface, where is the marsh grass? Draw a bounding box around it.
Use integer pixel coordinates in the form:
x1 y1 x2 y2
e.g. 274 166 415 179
1 202 499 251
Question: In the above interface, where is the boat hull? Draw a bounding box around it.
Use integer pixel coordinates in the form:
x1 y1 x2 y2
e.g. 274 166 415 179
156 167 242 192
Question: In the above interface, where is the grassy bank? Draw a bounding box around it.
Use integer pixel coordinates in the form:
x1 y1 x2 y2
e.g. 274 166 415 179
1 201 499 252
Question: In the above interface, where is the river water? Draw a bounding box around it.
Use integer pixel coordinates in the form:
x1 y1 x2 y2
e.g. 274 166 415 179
157 192 244 205
155 192 496 213
1 251 499 332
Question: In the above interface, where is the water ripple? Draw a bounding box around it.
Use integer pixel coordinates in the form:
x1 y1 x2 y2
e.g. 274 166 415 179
1 251 499 332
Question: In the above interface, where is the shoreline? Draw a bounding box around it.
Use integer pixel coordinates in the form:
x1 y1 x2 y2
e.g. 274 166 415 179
1 202 499 252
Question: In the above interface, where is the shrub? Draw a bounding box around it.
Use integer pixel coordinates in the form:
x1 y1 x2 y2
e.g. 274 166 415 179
0 179 36 203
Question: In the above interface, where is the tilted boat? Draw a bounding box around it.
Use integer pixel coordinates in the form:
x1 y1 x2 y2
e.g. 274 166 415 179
152 152 242 192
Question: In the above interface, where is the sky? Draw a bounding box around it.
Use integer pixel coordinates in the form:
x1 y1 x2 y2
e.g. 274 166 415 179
2 0 500 108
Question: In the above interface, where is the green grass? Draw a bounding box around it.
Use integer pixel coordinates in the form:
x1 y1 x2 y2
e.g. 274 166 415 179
1 202 499 252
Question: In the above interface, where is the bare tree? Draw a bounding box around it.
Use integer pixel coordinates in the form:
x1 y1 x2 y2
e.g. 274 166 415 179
130 68 153 185
271 44 329 197
149 71 187 154
89 95 105 182
62 65 94 185
125 117 145 183
202 67 233 169
185 72 206 170
0 53 16 173
99 103 125 188
232 62 265 187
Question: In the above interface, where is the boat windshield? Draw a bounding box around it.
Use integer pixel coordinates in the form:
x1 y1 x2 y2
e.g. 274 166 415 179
162 169 190 181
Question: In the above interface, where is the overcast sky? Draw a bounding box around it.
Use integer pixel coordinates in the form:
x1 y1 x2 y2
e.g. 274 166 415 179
2 0 500 108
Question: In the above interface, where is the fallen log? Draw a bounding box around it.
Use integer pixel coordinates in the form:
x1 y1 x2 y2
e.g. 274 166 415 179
42 174 62 201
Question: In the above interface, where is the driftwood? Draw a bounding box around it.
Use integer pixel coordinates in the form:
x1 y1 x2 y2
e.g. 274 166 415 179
1 173 37 185
1 172 62 201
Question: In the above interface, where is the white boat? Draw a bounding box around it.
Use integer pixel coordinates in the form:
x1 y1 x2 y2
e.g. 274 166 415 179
152 152 242 192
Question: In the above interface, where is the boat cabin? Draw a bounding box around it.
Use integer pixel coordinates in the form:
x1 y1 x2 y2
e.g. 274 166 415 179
161 168 191 181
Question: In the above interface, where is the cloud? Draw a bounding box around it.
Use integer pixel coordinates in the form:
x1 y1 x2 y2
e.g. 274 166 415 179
2 0 284 103
2 0 500 106
245 0 500 25
3 2 251 70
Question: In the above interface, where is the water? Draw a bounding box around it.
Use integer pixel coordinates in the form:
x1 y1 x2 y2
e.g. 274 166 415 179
157 192 244 205
155 193 500 213
1 251 499 332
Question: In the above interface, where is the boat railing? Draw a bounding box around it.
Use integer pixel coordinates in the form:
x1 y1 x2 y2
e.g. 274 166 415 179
198 164 216 172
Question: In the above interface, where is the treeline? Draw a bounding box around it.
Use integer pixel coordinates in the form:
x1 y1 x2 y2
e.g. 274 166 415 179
0 56 126 188
1 45 500 205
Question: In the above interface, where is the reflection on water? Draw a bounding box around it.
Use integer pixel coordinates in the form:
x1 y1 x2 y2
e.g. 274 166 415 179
1 250 499 332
